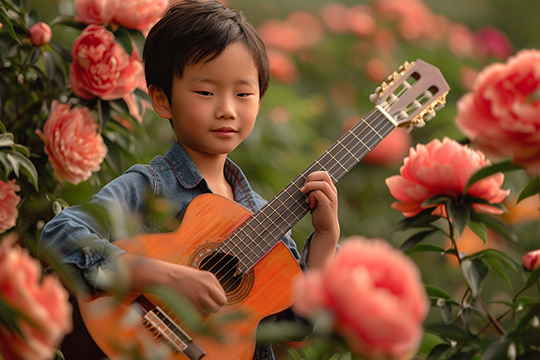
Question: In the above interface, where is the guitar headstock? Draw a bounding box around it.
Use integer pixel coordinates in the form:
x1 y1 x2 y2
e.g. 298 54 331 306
369 59 450 129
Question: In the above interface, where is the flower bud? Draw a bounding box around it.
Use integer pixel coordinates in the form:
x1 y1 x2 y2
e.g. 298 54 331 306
29 22 52 46
523 249 540 271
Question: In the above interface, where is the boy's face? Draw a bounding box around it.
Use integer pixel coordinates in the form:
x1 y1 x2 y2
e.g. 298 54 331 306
165 41 261 161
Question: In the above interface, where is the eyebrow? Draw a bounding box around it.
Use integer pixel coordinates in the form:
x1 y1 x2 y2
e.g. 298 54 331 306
189 77 258 86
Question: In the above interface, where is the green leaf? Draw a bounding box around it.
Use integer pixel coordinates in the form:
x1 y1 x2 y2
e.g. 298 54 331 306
446 200 470 236
421 194 452 207
425 324 477 343
113 27 133 55
470 212 517 242
447 349 476 360
0 120 6 133
467 221 487 244
516 176 540 204
0 2 21 44
43 50 56 80
427 343 451 360
480 338 511 360
515 267 540 299
405 244 446 256
129 29 146 56
465 160 523 192
6 153 19 176
483 257 512 289
461 258 490 297
516 302 540 332
400 229 438 252
29 46 40 65
392 208 441 232
426 285 455 302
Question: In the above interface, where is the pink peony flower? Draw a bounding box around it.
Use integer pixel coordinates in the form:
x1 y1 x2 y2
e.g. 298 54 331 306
113 0 168 32
294 237 429 360
0 179 21 234
523 249 540 271
319 3 349 34
455 49 540 175
69 24 143 101
0 233 72 360
267 49 299 84
345 5 376 39
473 26 513 61
385 137 510 217
28 22 52 46
36 101 107 185
74 0 118 26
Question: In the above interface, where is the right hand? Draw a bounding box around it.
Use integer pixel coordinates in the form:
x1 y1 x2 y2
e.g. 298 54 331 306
122 254 227 317
165 264 228 317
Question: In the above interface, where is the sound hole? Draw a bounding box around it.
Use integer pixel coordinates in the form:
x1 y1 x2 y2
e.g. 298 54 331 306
198 252 243 294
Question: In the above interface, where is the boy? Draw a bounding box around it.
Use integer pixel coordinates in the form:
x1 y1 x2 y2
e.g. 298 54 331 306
39 1 340 359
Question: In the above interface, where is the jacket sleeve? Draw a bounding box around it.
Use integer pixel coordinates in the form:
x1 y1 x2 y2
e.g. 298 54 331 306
38 166 155 291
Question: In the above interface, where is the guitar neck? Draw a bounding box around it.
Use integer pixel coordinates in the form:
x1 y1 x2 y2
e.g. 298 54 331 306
221 106 397 273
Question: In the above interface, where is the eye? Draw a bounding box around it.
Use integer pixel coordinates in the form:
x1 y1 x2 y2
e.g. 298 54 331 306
237 93 252 98
196 91 213 96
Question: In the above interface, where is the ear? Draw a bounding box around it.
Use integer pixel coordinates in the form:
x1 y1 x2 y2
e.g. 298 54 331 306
148 85 173 119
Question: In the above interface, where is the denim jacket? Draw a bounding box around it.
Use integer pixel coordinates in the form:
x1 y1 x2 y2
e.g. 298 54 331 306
39 140 312 360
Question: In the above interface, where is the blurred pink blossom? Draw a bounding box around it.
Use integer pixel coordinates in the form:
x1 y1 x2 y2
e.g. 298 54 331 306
447 23 475 58
287 12 325 48
376 0 444 43
455 49 540 175
114 0 168 32
346 5 376 38
473 26 513 60
523 249 540 271
28 22 52 46
0 179 20 234
385 137 509 217
74 0 118 26
363 127 412 167
319 3 349 34
75 0 167 32
267 49 299 84
294 237 428 360
0 234 72 360
69 25 143 101
36 101 107 185
365 57 390 82
258 20 305 52
373 29 398 53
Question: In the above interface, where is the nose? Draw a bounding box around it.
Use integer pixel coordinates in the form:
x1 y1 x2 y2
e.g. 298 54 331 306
216 95 236 120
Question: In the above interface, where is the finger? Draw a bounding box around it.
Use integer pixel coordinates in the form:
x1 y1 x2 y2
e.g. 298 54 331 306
305 171 335 185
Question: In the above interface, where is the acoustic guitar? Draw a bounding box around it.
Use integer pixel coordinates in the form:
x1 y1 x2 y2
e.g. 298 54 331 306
75 59 450 360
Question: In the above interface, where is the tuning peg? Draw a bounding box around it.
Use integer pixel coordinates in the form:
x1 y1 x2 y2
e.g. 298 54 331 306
434 102 445 111
369 93 379 103
423 110 436 122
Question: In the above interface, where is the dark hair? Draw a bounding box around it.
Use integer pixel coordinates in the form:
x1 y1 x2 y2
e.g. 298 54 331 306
143 0 270 102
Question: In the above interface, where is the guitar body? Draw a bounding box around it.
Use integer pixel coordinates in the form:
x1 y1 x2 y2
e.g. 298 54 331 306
78 193 303 360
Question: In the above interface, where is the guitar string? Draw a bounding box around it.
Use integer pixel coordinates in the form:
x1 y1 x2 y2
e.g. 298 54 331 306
207 110 396 291
201 83 431 290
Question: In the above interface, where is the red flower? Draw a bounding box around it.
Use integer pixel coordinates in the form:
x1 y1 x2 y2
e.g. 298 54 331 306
385 137 509 217
294 237 428 360
523 249 540 271
455 49 540 175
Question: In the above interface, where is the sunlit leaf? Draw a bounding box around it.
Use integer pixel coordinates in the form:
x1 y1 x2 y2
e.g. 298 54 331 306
516 175 540 204
426 285 455 302
8 151 38 190
0 133 15 147
464 160 523 192
461 258 490 297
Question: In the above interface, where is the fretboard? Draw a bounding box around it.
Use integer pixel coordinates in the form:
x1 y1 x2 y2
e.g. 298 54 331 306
220 106 397 273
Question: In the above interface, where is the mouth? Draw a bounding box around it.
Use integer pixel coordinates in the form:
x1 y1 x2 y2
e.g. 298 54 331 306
212 127 238 137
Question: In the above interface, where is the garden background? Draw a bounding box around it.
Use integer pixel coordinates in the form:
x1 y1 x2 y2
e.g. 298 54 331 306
1 0 540 359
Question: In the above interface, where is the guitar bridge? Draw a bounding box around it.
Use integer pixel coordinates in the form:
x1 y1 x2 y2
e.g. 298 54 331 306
132 295 206 359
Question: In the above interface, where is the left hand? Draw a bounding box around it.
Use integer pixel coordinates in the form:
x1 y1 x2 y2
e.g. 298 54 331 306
300 171 339 240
